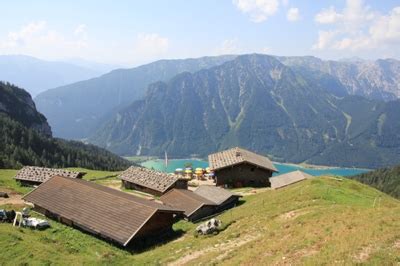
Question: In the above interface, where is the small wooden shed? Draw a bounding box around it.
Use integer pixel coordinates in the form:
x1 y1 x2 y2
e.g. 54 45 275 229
160 186 241 222
270 170 314 189
160 189 216 222
208 147 278 188
23 176 184 247
119 167 188 196
194 185 241 212
14 166 85 186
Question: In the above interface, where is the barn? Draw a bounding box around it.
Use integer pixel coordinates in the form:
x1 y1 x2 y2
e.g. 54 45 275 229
208 147 278 188
14 166 85 186
119 167 188 196
270 170 314 189
23 176 184 247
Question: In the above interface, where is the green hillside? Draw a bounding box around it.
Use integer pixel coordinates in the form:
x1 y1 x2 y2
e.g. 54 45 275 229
1 170 399 265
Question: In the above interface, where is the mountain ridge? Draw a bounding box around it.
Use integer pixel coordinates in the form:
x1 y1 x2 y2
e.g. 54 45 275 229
89 54 400 168
0 55 105 97
35 55 237 139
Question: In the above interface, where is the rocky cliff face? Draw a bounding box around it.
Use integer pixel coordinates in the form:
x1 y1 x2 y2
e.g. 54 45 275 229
278 56 400 101
0 82 52 136
89 54 400 168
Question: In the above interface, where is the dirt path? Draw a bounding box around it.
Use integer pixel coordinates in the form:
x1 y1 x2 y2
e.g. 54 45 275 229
0 189 25 206
168 234 260 266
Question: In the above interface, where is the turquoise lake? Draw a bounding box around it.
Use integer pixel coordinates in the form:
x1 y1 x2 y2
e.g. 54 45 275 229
140 159 370 177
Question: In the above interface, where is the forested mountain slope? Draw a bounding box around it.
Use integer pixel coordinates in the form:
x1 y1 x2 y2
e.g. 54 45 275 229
350 164 400 199
0 82 131 170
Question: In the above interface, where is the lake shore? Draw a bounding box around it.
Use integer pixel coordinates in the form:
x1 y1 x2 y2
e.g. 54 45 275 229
137 157 370 177
128 156 371 171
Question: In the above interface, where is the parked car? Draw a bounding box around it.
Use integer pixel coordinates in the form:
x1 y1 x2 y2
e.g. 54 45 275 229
22 217 50 230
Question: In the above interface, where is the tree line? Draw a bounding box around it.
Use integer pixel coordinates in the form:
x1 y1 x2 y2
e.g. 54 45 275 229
0 114 132 170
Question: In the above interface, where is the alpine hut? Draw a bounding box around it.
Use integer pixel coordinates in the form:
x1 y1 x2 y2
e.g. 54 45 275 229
208 147 278 188
23 176 184 247
14 166 85 186
119 166 188 196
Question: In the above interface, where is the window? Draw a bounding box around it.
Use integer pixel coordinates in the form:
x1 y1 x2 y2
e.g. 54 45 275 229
251 168 255 172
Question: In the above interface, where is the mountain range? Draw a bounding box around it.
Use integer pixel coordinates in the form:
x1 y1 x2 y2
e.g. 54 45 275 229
34 55 236 139
88 54 400 169
30 53 400 168
278 56 400 101
0 55 108 97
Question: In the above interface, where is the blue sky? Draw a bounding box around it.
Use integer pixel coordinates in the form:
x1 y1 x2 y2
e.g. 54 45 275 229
0 0 399 66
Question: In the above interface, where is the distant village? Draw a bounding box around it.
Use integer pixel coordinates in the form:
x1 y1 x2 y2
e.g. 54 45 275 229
5 147 313 248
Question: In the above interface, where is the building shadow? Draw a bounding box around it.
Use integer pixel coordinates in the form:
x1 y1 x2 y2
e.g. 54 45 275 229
125 229 186 253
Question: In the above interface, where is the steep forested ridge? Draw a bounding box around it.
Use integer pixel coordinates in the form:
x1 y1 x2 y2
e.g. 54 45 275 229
0 82 51 136
0 82 132 170
350 164 400 199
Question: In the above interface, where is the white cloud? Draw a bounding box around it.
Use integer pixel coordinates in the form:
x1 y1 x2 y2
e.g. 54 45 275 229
287 7 300 22
2 21 47 48
233 0 279 22
73 24 88 49
216 39 242 54
0 21 90 58
369 7 400 44
315 6 343 24
312 0 400 55
74 24 87 36
312 30 337 50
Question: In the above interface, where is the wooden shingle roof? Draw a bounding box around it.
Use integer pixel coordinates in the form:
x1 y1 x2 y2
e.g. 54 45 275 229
160 189 216 217
194 185 241 205
270 170 313 189
208 147 278 172
14 166 85 183
23 176 182 246
119 166 180 193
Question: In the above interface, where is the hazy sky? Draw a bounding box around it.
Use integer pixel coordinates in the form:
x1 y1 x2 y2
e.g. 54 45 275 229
1 0 399 66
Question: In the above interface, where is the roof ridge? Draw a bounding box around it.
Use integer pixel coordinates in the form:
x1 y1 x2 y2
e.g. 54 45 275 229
175 189 216 205
119 166 179 193
55 175 167 211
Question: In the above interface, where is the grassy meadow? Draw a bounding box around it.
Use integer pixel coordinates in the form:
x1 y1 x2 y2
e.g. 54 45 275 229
0 169 399 265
